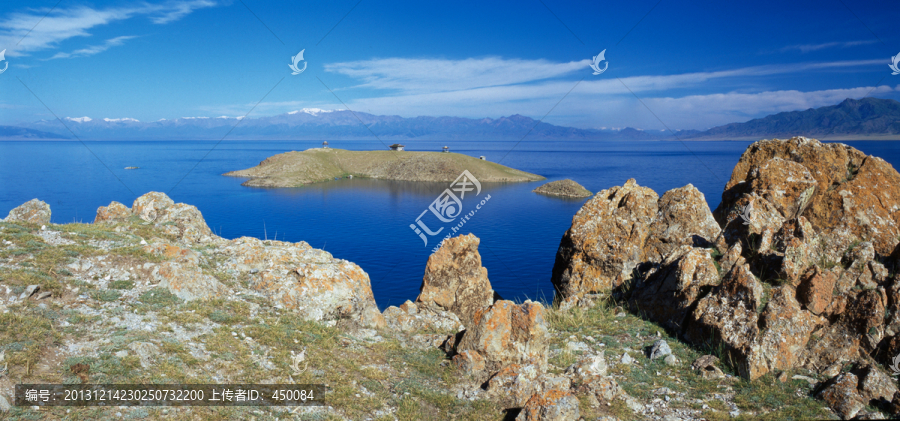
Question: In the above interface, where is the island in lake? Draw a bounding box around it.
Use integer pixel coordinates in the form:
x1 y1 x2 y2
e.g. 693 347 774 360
224 147 545 187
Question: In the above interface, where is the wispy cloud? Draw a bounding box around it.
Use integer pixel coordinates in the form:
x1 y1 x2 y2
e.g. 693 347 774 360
45 35 137 60
779 40 878 53
0 1 216 57
325 57 587 92
205 56 893 130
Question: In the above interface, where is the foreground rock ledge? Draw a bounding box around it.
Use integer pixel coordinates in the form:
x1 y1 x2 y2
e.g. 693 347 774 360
93 192 385 328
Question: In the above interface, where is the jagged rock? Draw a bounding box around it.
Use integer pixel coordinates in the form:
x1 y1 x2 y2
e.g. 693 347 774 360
127 192 216 243
716 137 900 259
456 300 549 374
719 242 744 275
644 184 721 263
4 199 51 224
801 322 862 373
485 363 570 409
416 234 495 328
629 246 720 330
132 192 174 222
747 157 818 219
93 201 131 224
691 355 724 379
382 300 464 333
818 372 866 419
532 179 592 198
516 389 580 421
747 286 825 380
551 179 659 299
855 364 898 406
684 264 761 378
774 217 822 285
153 261 225 301
797 266 837 315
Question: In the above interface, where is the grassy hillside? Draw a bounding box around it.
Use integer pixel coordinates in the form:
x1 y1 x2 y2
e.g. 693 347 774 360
224 148 545 187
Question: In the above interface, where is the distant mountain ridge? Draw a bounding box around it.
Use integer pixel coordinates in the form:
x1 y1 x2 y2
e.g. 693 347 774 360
0 126 69 140
3 98 899 141
689 98 900 139
10 110 684 141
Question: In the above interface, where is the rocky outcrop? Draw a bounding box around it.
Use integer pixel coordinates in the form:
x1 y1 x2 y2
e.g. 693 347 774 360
221 236 385 329
551 179 659 300
94 192 216 243
416 234 495 328
96 193 385 328
715 136 900 259
545 136 900 417
94 201 130 223
552 180 721 304
4 199 51 224
454 300 549 377
532 179 592 198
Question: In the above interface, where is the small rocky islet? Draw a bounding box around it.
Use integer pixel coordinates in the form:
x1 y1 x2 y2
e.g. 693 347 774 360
533 179 592 198
1 136 899 419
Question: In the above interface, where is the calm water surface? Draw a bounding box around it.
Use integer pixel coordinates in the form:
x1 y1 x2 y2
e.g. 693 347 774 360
2 139 898 308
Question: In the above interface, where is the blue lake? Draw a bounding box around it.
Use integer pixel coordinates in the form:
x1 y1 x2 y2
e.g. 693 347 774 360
2 139 898 308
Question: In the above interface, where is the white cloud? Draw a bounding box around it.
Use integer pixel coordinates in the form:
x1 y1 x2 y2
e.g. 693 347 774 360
205 56 894 130
103 117 139 122
780 40 878 53
325 57 587 92
0 1 216 57
46 35 136 60
65 116 92 122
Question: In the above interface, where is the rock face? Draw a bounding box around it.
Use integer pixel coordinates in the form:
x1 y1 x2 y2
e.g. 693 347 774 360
532 179 592 198
552 180 721 303
455 300 549 375
4 199 51 224
551 179 659 299
644 184 721 263
416 234 495 328
715 136 900 259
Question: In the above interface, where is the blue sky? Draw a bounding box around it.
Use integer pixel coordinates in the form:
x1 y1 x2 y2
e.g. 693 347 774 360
0 0 898 130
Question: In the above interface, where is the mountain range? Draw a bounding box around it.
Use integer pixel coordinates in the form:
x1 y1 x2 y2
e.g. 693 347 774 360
5 98 900 141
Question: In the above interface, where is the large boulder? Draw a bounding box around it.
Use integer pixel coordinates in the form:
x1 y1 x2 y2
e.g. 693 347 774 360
94 201 131 224
716 137 900 258
4 199 51 224
416 234 495 328
551 179 659 299
485 363 571 409
455 300 549 375
219 236 385 329
643 184 721 263
129 192 216 243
